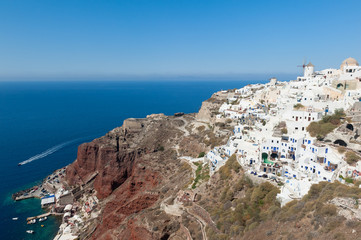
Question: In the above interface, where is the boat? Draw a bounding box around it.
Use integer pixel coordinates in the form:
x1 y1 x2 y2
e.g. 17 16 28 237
26 230 34 234
39 216 47 222
27 219 36 224
12 217 18 220
41 225 44 227
17 163 23 166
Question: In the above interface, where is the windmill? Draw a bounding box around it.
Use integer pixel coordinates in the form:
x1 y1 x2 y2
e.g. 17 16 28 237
297 58 307 75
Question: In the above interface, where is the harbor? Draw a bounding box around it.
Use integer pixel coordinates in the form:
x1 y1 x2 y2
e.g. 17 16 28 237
11 165 100 240
10 168 69 237
12 167 67 202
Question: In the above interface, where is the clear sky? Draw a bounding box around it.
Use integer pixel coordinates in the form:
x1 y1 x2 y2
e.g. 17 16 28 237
0 0 360 80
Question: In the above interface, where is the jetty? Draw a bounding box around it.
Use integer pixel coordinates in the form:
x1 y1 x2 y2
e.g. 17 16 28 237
14 194 35 201
27 212 62 221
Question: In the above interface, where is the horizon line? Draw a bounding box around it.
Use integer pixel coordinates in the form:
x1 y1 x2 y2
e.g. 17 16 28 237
0 72 299 82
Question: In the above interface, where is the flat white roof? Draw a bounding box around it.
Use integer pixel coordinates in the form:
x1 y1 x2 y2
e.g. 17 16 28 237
64 204 72 211
41 195 55 205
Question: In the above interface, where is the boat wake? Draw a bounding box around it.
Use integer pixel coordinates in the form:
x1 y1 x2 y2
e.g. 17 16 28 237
18 138 81 166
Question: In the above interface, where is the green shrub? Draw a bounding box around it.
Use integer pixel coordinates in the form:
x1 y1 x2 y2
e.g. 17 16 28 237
337 147 346 154
320 204 337 216
307 122 337 138
197 125 206 132
345 177 354 184
334 232 346 240
198 152 205 158
191 162 210 189
345 151 360 165
219 155 242 180
307 109 345 138
293 103 304 109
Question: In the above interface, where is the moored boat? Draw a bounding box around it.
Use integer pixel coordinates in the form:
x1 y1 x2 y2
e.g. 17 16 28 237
27 219 36 224
26 230 34 234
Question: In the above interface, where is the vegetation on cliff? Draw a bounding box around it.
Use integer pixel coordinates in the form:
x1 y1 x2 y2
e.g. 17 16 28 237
192 162 210 189
294 103 304 109
196 154 361 240
307 109 345 139
219 154 242 180
345 151 360 165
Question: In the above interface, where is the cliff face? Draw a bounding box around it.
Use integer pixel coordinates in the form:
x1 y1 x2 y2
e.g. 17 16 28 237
66 139 141 199
196 92 226 123
63 92 232 240
65 112 217 239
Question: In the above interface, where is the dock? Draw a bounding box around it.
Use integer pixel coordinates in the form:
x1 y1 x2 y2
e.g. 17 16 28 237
15 195 36 201
27 212 63 221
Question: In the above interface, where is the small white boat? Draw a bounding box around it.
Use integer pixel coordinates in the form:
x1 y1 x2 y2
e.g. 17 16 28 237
12 217 18 220
26 230 34 234
27 219 36 224
39 217 47 222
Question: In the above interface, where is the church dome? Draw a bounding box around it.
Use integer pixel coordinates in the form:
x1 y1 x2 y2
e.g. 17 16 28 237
340 57 359 70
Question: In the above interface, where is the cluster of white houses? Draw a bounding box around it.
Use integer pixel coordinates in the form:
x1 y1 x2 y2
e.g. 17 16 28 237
205 57 361 206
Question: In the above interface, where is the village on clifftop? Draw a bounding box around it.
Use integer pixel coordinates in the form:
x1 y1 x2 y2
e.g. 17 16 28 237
205 57 361 206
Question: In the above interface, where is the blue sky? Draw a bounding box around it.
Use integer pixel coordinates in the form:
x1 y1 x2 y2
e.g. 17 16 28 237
0 0 360 80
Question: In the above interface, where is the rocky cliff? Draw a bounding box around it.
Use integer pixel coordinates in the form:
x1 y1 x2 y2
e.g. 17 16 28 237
64 93 229 239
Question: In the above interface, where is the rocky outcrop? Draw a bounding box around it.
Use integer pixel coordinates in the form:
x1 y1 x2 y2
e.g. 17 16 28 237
66 137 141 199
330 197 361 220
63 95 228 239
64 116 204 239
196 92 227 123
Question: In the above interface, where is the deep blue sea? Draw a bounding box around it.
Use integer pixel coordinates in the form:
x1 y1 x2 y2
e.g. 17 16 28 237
0 80 267 240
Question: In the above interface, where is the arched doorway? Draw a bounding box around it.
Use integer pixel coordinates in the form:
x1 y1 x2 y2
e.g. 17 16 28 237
334 139 347 147
336 83 344 89
346 124 354 131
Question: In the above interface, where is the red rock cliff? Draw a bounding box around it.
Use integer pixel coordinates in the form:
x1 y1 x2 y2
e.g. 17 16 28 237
65 116 199 239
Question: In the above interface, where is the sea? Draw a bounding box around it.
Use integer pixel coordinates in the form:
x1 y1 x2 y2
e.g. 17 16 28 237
0 79 269 240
